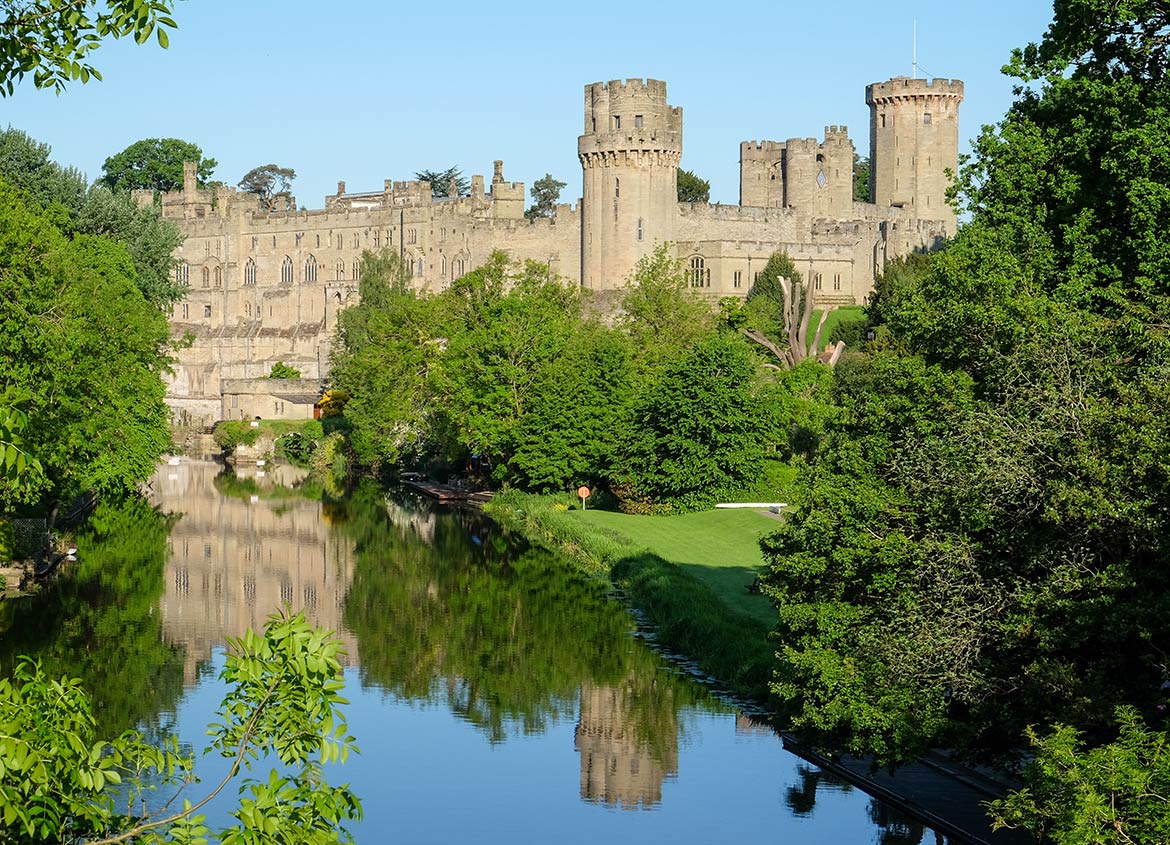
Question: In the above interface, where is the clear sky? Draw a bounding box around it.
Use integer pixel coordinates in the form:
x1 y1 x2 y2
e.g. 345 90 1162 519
4 0 1057 208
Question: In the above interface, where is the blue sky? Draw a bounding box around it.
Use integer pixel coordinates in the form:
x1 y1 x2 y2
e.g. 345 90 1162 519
5 1 1056 207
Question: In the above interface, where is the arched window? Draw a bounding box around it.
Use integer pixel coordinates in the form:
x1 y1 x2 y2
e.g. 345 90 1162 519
245 301 252 317
416 258 424 277
353 260 360 281
305 255 317 283
316 234 321 248
336 260 345 281
201 267 210 288
689 256 708 288
814 273 822 291
441 255 447 276
244 258 256 286
637 218 643 242
353 234 360 248
453 257 466 278
615 177 620 198
214 266 222 287
175 263 189 284
281 256 293 284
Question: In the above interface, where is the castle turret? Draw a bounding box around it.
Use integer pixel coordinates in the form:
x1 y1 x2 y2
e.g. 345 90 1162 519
866 77 963 231
579 79 682 289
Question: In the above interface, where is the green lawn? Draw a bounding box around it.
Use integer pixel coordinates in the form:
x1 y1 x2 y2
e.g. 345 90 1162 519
574 507 780 626
814 305 865 340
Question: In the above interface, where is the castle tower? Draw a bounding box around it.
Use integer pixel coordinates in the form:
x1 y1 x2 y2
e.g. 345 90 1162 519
579 79 682 290
866 77 964 231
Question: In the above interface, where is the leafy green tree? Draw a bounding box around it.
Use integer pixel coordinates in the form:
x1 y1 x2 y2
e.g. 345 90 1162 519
268 361 301 379
676 168 710 203
852 155 870 202
331 250 443 468
990 707 1170 845
619 244 710 373
0 0 177 96
510 324 635 490
238 164 296 211
0 129 185 306
525 173 567 220
610 330 769 513
0 611 361 843
0 179 171 507
99 138 217 193
434 253 582 481
415 167 469 198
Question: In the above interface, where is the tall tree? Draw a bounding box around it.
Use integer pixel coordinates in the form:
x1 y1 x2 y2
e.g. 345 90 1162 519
238 164 296 211
99 137 217 193
852 155 870 202
525 173 567 220
415 167 469 198
0 0 177 95
677 168 710 203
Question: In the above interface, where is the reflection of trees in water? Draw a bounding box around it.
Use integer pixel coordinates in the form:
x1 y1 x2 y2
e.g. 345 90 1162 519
0 499 186 736
339 481 720 762
785 763 854 817
868 800 934 845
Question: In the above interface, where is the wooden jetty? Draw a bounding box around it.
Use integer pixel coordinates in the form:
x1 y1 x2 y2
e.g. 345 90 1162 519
401 478 474 503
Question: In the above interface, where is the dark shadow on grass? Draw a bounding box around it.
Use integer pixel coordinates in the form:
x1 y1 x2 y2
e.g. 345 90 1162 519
675 562 776 627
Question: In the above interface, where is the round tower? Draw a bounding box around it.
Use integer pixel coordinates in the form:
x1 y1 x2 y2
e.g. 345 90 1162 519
866 77 964 232
578 79 682 290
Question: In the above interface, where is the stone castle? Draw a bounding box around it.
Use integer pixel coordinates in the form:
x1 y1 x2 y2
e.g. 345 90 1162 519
152 75 963 426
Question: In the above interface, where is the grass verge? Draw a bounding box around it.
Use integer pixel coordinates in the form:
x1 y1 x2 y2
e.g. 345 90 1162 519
486 490 779 702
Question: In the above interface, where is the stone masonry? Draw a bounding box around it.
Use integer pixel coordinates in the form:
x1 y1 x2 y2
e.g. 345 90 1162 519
151 76 963 427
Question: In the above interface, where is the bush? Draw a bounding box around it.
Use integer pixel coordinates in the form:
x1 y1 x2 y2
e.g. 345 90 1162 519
267 361 301 379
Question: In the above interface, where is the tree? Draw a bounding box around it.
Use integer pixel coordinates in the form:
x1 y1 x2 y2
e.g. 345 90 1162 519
610 330 769 513
238 164 296 212
0 179 171 507
525 173 566 220
0 0 177 96
0 387 43 502
0 128 186 306
742 252 841 369
415 167 468 198
99 138 217 193
677 168 710 203
268 362 301 379
990 707 1170 845
852 155 870 202
619 244 710 373
0 611 362 843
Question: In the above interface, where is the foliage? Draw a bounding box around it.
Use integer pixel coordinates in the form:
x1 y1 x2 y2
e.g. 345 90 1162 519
742 251 839 369
99 138 216 193
330 251 443 468
0 0 177 96
852 154 870 202
316 389 348 419
267 361 301 379
618 244 711 373
0 128 185 306
0 180 171 508
212 419 316 451
0 387 44 502
676 168 710 203
276 420 323 466
238 164 296 212
524 173 566 219
0 610 361 843
611 331 770 513
434 252 583 482
990 708 1170 845
414 167 468 198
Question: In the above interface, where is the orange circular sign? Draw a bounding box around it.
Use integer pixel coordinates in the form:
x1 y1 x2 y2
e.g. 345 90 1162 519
577 486 591 499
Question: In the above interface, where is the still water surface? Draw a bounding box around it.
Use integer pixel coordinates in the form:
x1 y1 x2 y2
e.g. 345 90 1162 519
1 461 943 844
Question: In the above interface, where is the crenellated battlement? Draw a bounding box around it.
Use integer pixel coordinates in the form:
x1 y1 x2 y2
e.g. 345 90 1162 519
582 78 682 140
866 76 964 104
825 125 849 137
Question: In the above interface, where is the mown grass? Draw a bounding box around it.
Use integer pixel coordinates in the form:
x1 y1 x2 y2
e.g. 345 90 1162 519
486 489 785 702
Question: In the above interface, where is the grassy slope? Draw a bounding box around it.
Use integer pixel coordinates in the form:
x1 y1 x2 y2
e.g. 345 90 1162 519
578 508 778 626
486 491 787 700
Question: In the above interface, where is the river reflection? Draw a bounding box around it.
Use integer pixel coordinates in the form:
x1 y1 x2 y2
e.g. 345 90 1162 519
0 460 947 843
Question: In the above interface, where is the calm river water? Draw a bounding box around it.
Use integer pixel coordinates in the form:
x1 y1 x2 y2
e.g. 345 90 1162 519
0 460 946 844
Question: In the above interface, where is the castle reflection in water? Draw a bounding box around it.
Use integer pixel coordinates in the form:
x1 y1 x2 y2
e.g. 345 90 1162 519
148 460 712 810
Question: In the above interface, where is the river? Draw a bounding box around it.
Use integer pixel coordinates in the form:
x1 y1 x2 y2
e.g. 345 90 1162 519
0 460 947 844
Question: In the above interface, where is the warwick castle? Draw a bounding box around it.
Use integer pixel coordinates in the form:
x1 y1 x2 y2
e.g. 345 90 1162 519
152 75 964 426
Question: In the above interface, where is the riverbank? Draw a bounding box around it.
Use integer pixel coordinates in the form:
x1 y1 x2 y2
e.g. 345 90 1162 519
484 490 778 702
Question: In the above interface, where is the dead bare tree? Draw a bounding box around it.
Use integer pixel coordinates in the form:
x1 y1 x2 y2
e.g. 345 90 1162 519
743 275 844 369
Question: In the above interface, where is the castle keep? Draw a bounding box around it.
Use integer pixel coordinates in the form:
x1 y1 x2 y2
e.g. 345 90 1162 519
153 76 963 426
